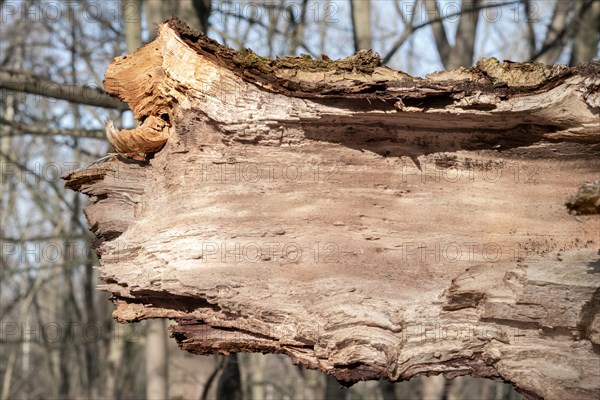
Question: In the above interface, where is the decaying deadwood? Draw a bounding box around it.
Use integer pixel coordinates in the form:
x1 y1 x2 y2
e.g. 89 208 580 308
566 180 600 215
64 18 600 400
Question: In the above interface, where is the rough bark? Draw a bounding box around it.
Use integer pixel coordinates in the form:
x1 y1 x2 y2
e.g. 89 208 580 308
63 19 600 400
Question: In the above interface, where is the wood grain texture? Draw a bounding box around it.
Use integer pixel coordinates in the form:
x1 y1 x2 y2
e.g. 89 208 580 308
64 18 600 400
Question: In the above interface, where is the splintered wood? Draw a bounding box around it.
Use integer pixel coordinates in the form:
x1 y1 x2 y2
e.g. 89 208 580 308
64 18 599 400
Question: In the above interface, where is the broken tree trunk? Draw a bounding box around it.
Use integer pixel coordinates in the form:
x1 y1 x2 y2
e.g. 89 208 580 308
64 18 600 400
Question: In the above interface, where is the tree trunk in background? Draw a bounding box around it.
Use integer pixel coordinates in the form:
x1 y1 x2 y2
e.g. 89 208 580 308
144 0 163 42
146 320 169 399
325 375 347 400
123 0 142 53
379 380 397 400
65 18 600 400
216 354 242 400
425 0 481 69
448 0 480 69
101 316 126 399
248 354 266 400
192 0 212 34
351 0 372 51
421 376 446 400
83 245 99 399
536 0 572 65
289 0 309 55
523 0 596 66
570 0 600 66
145 0 211 42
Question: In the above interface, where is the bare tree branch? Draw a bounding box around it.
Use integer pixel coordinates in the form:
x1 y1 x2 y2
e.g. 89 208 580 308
449 0 481 69
383 0 420 64
0 69 128 111
383 1 521 65
522 0 538 57
426 0 481 69
0 118 105 140
216 10 317 57
570 0 600 65
289 0 309 55
424 0 451 64
532 0 596 64
536 0 572 65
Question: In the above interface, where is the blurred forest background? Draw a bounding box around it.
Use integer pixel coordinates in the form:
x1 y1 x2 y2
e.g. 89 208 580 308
1 0 598 399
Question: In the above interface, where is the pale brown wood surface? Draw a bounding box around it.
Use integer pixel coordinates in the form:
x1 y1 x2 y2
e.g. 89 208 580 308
64 19 600 400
